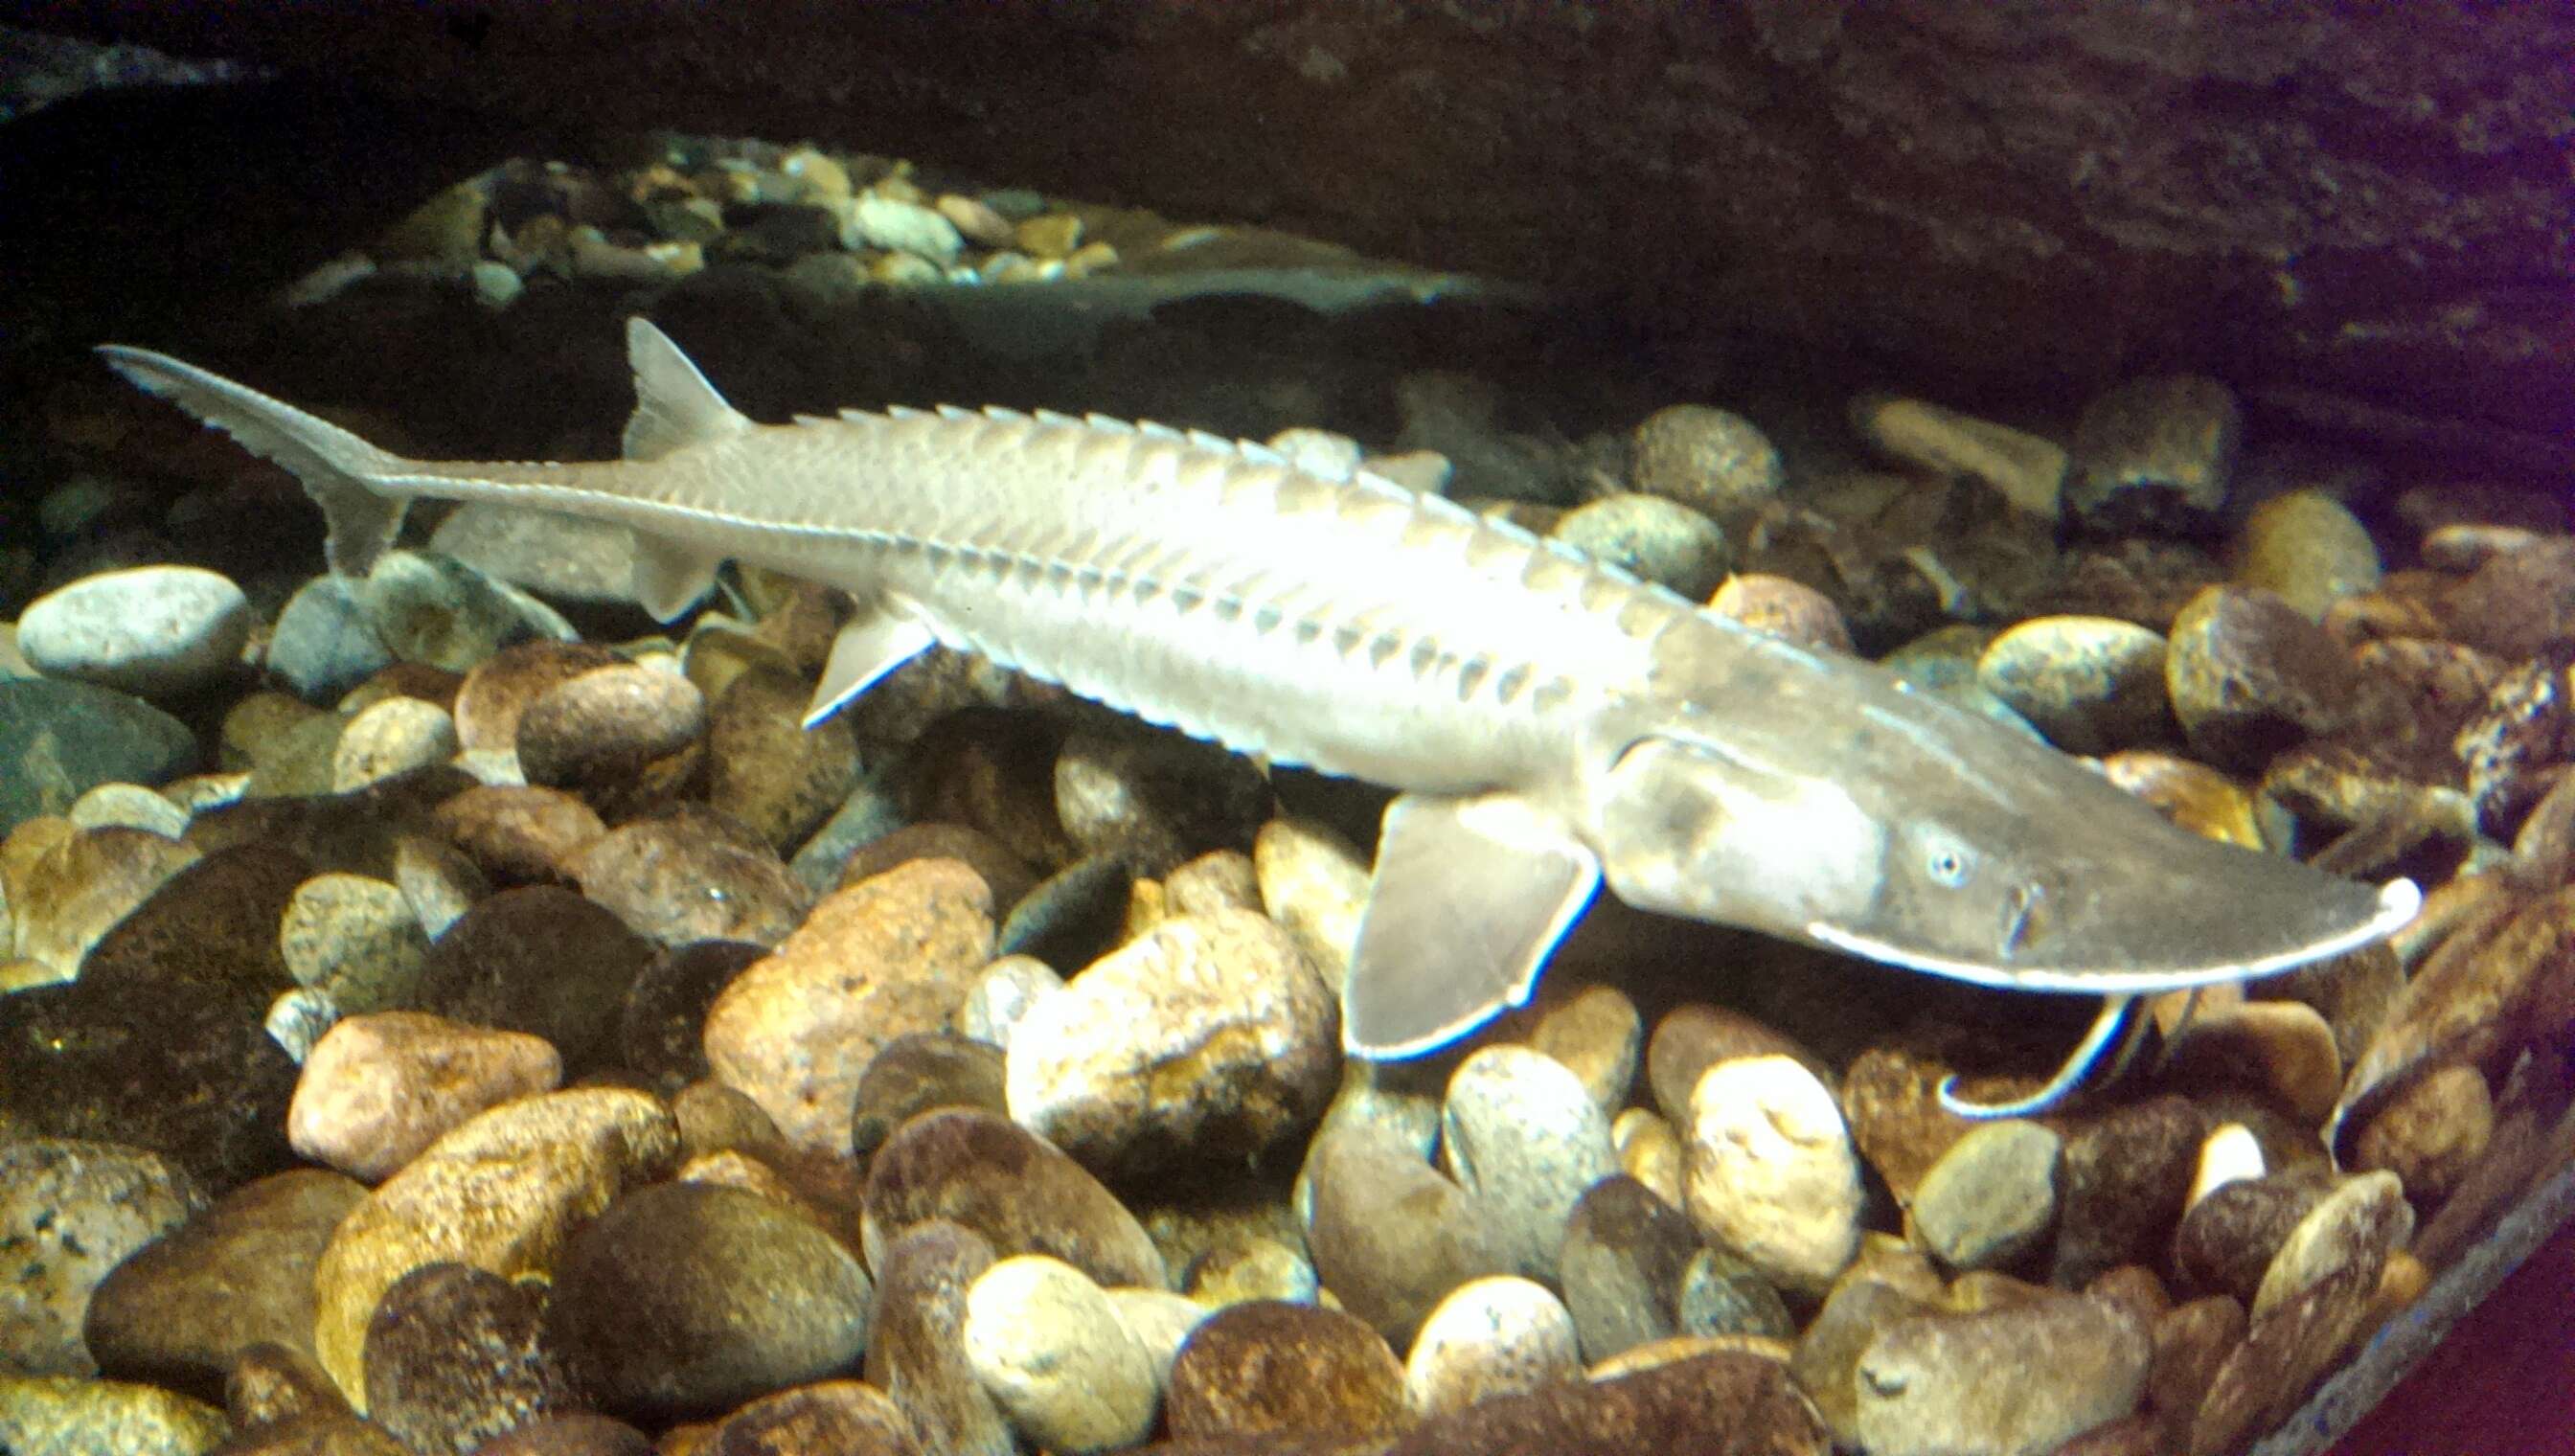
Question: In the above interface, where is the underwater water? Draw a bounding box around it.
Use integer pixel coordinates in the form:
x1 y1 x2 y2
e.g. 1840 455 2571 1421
0 35 2569 1456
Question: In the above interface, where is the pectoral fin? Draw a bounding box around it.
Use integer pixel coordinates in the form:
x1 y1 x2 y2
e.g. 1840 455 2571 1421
804 601 938 727
1342 792 1601 1058
631 535 723 622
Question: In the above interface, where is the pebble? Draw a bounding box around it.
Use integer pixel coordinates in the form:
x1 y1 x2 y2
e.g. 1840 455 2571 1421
1516 982 1641 1110
1007 909 1337 1172
286 1012 562 1181
364 1262 572 1453
2454 652 2575 838
863 1219 1014 1456
2234 489 2381 619
2348 1062 2491 1204
513 662 706 794
1629 403 1784 517
2185 1265 2375 1456
1609 1106 1686 1208
357 551 577 675
268 575 395 703
309 1086 678 1401
2432 535 2575 660
1558 1176 1700 1362
1552 493 1732 599
861 1107 1168 1290
2096 750 2268 848
1052 725 1269 876
429 783 604 884
1679 1244 1795 1342
1856 1293 2151 1456
1438 1044 1619 1282
992 852 1132 966
572 810 808 948
469 1412 650 1456
1646 1003 1830 1126
1302 1120 1512 1346
82 1169 363 1402
411 885 655 1074
452 642 627 756
951 953 1064 1049
2164 584 2371 768
935 193 1014 246
1163 1299 1407 1441
846 1033 1008 1156
2173 1172 2329 1305
2156 1000 2343 1126
1974 615 2172 754
704 662 863 851
2249 1171 2412 1319
703 1380 917 1456
1162 847 1264 916
8 824 202 986
2054 1096 2206 1287
0 677 197 835
703 858 995 1152
1401 1276 1580 1417
1251 816 1369 993
2064 374 2240 535
17 565 252 699
1849 394 2066 518
1908 1119 2062 1271
278 872 431 1014
1403 1349 1829 1453
961 1255 1157 1453
0 1139 205 1377
0 1376 231 1456
2190 1123 2269 1204
1394 372 1560 503
1183 1236 1318 1308
545 1180 875 1423
1684 1056 1862 1295
1706 573 1855 652
65 781 188 838
841 192 966 262
1105 1287 1209 1378
326 695 457 792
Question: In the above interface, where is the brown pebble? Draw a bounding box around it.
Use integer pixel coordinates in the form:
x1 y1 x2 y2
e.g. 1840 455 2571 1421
1164 1300 1407 1441
431 784 605 884
452 642 626 754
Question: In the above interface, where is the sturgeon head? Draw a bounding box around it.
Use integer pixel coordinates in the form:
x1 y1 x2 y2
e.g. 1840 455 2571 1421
1573 613 2419 997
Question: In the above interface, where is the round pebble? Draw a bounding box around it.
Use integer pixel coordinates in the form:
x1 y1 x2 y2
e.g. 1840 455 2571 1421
17 565 252 699
961 1255 1156 1453
1707 573 1855 652
1629 403 1784 517
1303 1120 1511 1347
1439 1044 1618 1283
1975 615 2172 754
1908 1119 2062 1271
1683 1056 1862 1295
515 662 706 793
951 953 1064 1049
330 695 458 791
2235 489 2381 620
0 1140 205 1377
267 574 395 703
1403 1275 1581 1418
278 872 431 1015
847 1033 1007 1157
286 1012 562 1182
860 1106 1168 1290
1849 394 2067 519
1164 1299 1407 1440
1553 493 1732 599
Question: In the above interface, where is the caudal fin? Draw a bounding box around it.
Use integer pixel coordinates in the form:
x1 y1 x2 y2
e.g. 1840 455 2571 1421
96 345 409 578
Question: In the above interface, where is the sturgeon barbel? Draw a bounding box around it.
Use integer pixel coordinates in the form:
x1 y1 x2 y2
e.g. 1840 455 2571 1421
99 320 2419 1113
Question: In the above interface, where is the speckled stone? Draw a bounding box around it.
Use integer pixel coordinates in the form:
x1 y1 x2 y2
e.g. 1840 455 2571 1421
467 1411 653 1456
1629 404 1784 518
2172 1170 2326 1306
1515 982 1641 1111
2235 490 2381 620
330 696 458 792
704 858 995 1153
286 1012 560 1182
1401 1275 1579 1418
63 781 188 838
2065 375 2240 535
1553 494 1732 599
2250 1171 2411 1320
310 1087 679 1404
1646 1003 1831 1127
951 953 1065 1049
616 940 766 1095
1908 1119 2062 1272
361 552 578 677
545 1181 873 1423
364 1261 573 1454
17 565 252 700
1165 1299 1408 1441
837 821 1037 910
1856 1293 2151 1456
277 872 430 1015
2164 585 2371 769
1974 615 2171 754
2348 1062 2491 1204
703 662 862 851
269 574 396 704
1439 1044 1618 1283
83 1169 363 1403
0 1376 232 1456
2184 1266 2374 1456
1790 1267 1948 1445
2144 1295 2246 1448
1053 726 1269 876
864 1219 1013 1456
411 885 655 1075
2054 1096 2206 1287
571 810 808 948
1303 1120 1511 1348
1252 817 1369 994
1706 573 1856 652
0 1139 206 1377
1391 1350 1828 1455
7 823 202 986
702 1379 920 1456
861 1107 1167 1290
844 1033 1008 1158
1008 909 1336 1172
963 1255 1157 1452
1685 1056 1862 1296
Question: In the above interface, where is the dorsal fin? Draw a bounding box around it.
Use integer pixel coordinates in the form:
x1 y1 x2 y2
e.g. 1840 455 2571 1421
621 317 750 461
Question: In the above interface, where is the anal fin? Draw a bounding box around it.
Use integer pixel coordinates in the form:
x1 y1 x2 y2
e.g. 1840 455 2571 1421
804 601 937 727
1342 791 1602 1058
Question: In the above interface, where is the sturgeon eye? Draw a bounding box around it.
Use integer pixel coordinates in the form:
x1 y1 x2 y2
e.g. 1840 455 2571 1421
1925 843 1971 888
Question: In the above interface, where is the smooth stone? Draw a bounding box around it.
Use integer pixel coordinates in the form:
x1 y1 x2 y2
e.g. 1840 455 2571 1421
1684 1056 1862 1295
1974 615 2172 754
2185 1267 2375 1456
962 1255 1157 1453
18 565 251 699
1518 982 1642 1111
357 551 576 675
1909 1119 2062 1271
309 1087 679 1404
84 1169 365 1403
2096 750 2268 848
2145 1295 2246 1447
277 872 430 1015
65 781 187 838
267 576 395 703
411 885 655 1074
1403 1276 1579 1418
1105 1287 1210 1381
1552 493 1732 599
861 1107 1168 1289
1678 1244 1794 1343
514 663 706 794
2065 375 2240 534
2173 1172 2330 1305
836 1034 1003 1158
2250 1171 2412 1320
705 858 995 1152
1849 394 2066 519
1391 1350 1828 1454
702 1380 919 1456
364 1262 572 1453
864 1219 1013 1456
1609 1107 1686 1209
0 1140 205 1377
2235 490 2381 619
952 953 1065 1049
1646 1003 1829 1127
2157 1001 2343 1126
426 783 603 884
1629 403 1784 517
451 642 626 756
991 852 1131 968
0 1376 231 1456
2349 1062 2491 1204
704 663 863 851
330 696 457 792
1162 848 1263 916
1791 1267 1948 1444
1439 1044 1618 1283
2054 1096 2207 1287
836 821 1036 909
1164 1299 1407 1441
1706 573 1855 652
842 192 965 262
1052 727 1269 876
1302 1121 1511 1348
2165 584 2370 769
7 823 201 985
546 1181 873 1423
1251 817 1368 994
572 810 808 948
1857 1294 2151 1456
1183 1237 1318 1308
1010 909 1336 1172
0 677 196 835
286 1012 562 1181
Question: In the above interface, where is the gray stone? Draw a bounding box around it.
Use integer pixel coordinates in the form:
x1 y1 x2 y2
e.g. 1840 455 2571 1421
267 575 393 704
17 565 251 700
0 1140 205 1376
1857 1293 2151 1456
1910 1119 2062 1271
1439 1044 1619 1283
0 678 196 834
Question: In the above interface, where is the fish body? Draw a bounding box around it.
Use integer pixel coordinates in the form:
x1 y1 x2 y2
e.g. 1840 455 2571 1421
98 321 2418 1106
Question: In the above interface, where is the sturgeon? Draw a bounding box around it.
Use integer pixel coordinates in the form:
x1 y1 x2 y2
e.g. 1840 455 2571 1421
99 320 2420 1113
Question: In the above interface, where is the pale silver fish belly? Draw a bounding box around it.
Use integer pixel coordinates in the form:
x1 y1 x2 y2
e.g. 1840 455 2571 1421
416 408 1692 794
